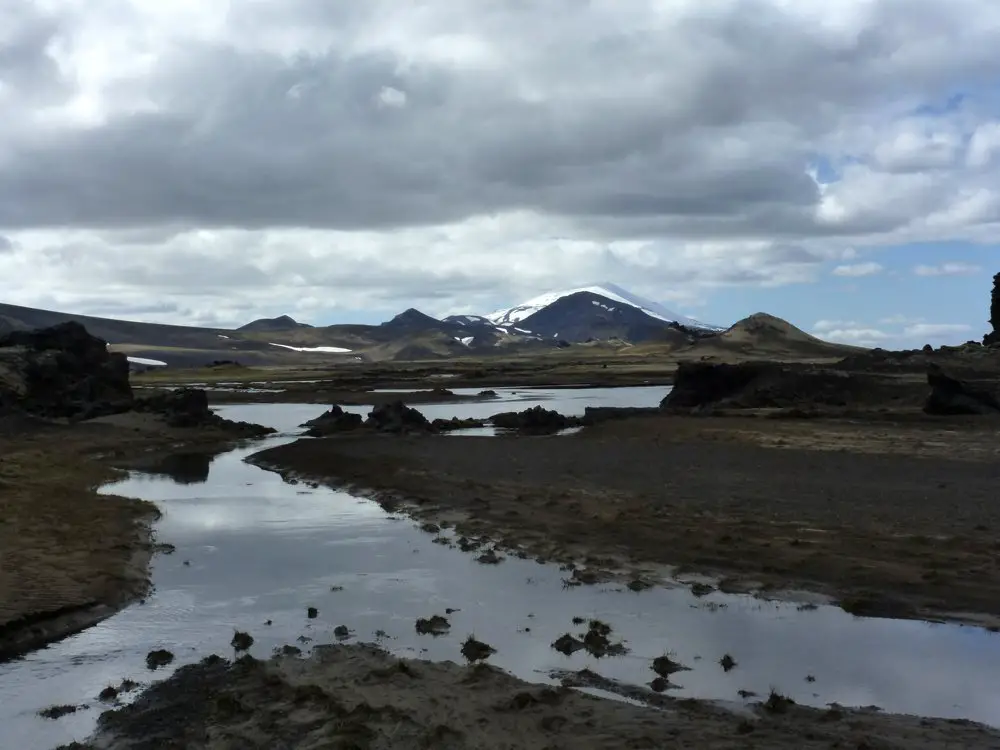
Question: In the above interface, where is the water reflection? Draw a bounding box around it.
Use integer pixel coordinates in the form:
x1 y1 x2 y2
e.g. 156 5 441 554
128 452 214 485
3 395 1000 750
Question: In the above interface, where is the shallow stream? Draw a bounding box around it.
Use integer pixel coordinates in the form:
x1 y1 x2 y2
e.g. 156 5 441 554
3 387 1000 749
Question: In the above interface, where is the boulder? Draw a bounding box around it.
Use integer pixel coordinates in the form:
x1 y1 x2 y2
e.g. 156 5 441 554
134 388 275 435
490 406 578 434
302 405 363 436
924 364 1000 416
0 322 133 419
366 400 435 433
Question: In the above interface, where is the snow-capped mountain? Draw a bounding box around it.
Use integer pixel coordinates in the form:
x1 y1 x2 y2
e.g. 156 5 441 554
487 283 720 332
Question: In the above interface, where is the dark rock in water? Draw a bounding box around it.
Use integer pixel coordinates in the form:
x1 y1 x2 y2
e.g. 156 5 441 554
552 633 586 655
924 364 1000 416
491 406 579 433
134 388 275 435
145 649 175 670
662 361 887 411
0 321 133 419
986 272 1000 346
366 400 435 433
415 615 451 636
431 416 486 431
231 631 254 651
302 405 363 436
460 636 496 662
38 704 80 719
478 390 498 398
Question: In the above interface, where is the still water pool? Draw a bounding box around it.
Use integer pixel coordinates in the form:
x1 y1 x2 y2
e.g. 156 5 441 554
2 390 999 749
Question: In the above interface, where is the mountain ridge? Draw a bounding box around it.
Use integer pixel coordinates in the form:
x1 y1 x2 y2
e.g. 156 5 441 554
0 285 862 366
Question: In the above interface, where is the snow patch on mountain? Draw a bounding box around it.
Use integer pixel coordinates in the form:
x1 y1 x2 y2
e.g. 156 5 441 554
487 282 720 330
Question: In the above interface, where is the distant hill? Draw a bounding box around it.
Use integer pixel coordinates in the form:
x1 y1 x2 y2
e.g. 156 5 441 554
238 315 311 332
683 313 865 359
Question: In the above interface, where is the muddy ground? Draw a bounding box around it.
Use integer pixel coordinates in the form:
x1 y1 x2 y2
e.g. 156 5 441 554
61 643 1000 750
0 413 254 660
252 412 1000 627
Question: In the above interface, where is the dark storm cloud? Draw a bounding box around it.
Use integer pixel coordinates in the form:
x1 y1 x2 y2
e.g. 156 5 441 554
1 0 996 239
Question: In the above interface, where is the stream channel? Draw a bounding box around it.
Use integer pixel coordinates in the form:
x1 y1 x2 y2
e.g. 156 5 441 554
3 386 1000 748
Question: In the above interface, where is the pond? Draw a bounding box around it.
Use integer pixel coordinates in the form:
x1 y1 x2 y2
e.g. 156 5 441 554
2 390 1000 749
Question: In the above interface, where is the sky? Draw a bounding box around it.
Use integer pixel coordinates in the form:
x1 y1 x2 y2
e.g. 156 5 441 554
1 0 999 349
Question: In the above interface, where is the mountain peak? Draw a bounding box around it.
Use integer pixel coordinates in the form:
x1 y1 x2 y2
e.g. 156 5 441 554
238 314 309 332
487 283 719 331
382 308 440 327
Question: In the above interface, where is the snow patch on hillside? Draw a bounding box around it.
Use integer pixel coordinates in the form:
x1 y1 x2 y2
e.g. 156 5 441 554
269 342 353 353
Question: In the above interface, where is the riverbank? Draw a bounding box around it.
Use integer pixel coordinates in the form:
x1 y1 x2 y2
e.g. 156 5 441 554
0 413 263 660
251 412 1000 627
62 643 1000 749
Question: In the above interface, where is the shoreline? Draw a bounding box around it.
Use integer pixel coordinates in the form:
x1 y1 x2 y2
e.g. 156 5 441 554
61 643 1000 749
0 415 268 662
249 412 1000 629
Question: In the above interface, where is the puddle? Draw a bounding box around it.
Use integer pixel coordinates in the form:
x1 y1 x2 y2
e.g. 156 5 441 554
4 395 1000 748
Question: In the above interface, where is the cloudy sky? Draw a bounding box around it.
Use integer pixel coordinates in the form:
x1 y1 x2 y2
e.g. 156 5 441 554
1 0 999 347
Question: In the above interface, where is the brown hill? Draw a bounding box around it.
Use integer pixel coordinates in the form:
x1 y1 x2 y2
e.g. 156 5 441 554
685 313 865 360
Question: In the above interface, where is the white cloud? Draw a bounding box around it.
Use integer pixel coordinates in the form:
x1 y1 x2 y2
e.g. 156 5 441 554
913 262 982 276
815 316 976 347
832 262 883 277
902 322 974 338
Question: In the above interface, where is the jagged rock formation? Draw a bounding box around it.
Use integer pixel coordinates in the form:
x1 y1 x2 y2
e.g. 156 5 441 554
924 364 1000 416
301 405 364 436
366 401 435 433
660 361 910 412
986 273 1000 346
133 388 275 436
0 322 133 419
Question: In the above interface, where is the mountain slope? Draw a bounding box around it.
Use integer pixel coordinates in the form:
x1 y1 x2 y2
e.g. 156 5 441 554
488 282 719 331
511 291 690 343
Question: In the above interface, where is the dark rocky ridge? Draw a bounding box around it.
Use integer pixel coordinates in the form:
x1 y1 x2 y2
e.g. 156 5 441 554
660 361 921 412
0 322 274 435
924 364 1000 416
986 272 1000 346
0 322 133 420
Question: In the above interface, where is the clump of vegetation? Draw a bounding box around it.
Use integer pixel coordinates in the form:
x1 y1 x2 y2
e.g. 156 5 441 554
690 582 715 597
652 652 690 678
552 633 585 655
38 704 79 720
461 635 496 662
579 619 628 658
415 615 451 636
763 688 796 714
333 625 352 639
231 630 254 652
719 653 737 672
145 649 174 670
307 606 319 619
